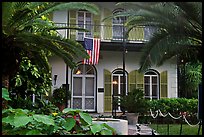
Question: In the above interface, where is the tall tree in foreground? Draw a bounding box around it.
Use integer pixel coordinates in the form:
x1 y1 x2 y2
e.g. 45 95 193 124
2 2 99 89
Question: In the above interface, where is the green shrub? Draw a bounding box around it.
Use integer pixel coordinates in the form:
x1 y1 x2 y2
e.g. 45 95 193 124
119 88 149 114
147 98 199 124
148 98 198 115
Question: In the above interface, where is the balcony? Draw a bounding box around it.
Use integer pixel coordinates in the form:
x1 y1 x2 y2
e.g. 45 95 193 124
55 23 156 43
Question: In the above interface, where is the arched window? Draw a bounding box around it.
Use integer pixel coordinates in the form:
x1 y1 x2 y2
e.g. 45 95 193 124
72 64 96 112
144 70 159 100
112 69 128 111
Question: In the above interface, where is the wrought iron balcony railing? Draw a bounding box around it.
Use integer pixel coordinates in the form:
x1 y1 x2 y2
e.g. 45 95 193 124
55 23 156 43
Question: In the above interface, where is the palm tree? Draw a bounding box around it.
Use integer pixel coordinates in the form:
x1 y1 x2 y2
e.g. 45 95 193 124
104 2 202 72
2 2 99 88
103 2 202 98
179 61 202 98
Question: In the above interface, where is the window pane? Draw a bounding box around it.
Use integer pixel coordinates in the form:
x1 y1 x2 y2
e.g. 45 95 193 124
120 76 126 84
152 85 157 96
73 77 82 96
152 76 157 84
144 76 150 83
73 98 82 109
113 76 118 95
145 71 157 75
86 13 91 18
85 65 94 74
85 98 94 109
120 83 126 95
85 77 94 96
78 12 84 20
73 64 83 74
145 85 150 96
113 25 123 38
77 33 84 41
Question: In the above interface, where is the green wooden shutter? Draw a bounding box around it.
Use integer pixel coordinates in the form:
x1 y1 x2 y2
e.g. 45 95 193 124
104 69 112 112
129 70 144 92
129 70 137 92
160 71 168 98
103 8 112 40
136 70 144 90
93 13 100 38
69 10 76 40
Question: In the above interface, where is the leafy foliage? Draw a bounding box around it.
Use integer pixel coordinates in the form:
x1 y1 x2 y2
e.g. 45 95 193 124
2 88 117 135
105 2 202 72
148 98 198 116
2 88 12 101
52 86 71 105
2 107 117 135
119 88 149 114
179 61 202 98
2 2 99 86
10 57 52 97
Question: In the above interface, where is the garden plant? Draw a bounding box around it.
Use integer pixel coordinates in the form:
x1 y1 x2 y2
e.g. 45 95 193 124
2 88 117 135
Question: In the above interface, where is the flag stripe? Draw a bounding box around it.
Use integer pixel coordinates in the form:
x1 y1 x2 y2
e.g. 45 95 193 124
83 37 100 65
96 39 100 64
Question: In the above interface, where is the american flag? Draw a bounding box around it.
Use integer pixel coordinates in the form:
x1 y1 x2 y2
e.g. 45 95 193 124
83 37 100 65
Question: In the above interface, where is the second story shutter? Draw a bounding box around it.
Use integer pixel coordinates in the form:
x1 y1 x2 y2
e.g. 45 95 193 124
104 8 112 40
93 14 100 38
69 10 76 40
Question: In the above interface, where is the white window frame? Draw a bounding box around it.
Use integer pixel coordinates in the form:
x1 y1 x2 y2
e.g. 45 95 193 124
144 70 159 100
112 69 128 112
76 11 93 40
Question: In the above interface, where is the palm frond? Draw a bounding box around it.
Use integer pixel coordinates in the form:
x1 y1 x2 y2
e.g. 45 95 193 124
112 2 202 72
174 2 202 26
15 32 88 69
2 2 14 27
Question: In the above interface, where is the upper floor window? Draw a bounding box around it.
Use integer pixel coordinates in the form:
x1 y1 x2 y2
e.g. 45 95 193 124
112 9 126 40
77 11 93 40
144 26 158 41
144 70 159 100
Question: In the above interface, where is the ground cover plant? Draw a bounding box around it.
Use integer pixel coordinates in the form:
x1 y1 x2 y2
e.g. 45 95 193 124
149 124 202 135
2 88 117 135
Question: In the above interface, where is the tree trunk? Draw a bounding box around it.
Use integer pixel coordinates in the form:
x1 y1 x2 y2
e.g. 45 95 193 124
2 74 9 89
2 74 10 109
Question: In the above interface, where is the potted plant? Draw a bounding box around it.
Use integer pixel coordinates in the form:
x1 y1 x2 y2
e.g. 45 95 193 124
119 88 148 125
52 86 71 111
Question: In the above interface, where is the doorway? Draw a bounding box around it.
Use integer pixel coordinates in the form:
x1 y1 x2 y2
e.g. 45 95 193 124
72 64 96 112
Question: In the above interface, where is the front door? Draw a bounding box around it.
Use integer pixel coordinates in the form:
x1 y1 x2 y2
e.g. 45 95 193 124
72 64 96 112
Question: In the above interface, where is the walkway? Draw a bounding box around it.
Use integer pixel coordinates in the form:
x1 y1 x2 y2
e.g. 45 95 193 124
128 124 159 135
89 113 159 135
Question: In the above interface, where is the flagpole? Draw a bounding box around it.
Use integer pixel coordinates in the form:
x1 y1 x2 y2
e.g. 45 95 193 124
65 12 69 108
122 16 126 97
